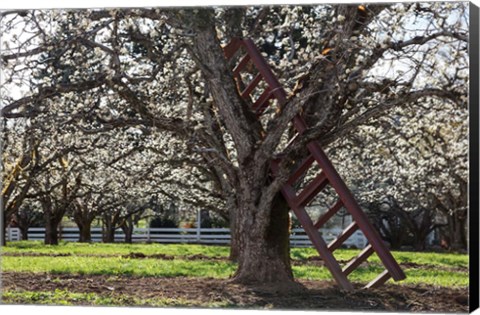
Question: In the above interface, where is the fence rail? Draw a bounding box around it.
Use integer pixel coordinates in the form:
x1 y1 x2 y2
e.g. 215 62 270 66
5 227 367 248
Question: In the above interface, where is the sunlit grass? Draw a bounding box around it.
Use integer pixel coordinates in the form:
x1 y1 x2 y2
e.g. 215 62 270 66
2 241 469 288
1 255 468 287
2 256 237 278
4 241 469 270
2 241 230 258
290 247 469 269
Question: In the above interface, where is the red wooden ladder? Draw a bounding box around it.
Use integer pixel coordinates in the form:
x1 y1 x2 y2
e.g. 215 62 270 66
223 38 406 291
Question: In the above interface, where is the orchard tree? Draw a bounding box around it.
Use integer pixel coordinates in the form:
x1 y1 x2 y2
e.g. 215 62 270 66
1 3 469 286
330 97 468 250
14 200 44 240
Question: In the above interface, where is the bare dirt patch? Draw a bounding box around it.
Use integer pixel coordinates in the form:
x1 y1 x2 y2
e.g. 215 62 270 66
1 272 469 312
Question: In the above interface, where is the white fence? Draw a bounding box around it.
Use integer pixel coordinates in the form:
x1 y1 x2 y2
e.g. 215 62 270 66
5 226 367 248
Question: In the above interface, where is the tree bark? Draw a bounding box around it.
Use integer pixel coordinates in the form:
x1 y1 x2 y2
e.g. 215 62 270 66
120 216 134 244
78 221 92 242
102 220 116 243
44 218 60 245
450 212 467 251
73 205 95 243
19 225 29 241
228 208 240 262
41 197 66 245
232 194 295 286
2 212 14 246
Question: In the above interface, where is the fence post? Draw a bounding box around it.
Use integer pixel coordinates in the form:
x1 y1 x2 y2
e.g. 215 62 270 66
7 227 12 242
147 226 151 243
196 210 201 243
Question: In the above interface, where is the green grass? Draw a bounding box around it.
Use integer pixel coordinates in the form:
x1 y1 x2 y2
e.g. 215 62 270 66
2 241 230 258
1 241 469 287
1 256 237 278
290 247 469 269
4 241 469 269
1 289 230 307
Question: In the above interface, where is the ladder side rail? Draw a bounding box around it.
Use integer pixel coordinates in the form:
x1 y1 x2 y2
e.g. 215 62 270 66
240 39 289 104
306 141 406 281
223 37 243 59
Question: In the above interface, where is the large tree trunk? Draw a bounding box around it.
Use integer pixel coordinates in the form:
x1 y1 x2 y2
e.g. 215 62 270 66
229 208 240 262
181 8 303 288
232 194 295 286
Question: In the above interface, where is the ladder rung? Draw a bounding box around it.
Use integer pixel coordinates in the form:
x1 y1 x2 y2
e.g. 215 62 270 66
233 54 251 76
281 187 353 291
253 88 273 113
364 269 391 289
327 222 359 252
342 244 374 276
241 73 262 98
314 199 343 229
295 172 329 207
287 154 315 185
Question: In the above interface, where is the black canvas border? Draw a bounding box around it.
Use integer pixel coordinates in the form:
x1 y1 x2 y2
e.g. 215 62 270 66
470 1 480 313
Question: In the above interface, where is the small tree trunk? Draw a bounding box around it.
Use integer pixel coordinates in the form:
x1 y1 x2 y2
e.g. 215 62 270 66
44 216 60 245
16 220 30 241
104 228 114 242
1 212 12 246
20 227 29 240
78 221 92 243
120 217 134 243
1 226 6 246
103 228 115 243
450 214 466 251
102 218 116 243
412 235 426 251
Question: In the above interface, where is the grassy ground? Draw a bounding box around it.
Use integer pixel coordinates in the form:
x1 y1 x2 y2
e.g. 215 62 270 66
1 241 469 287
2 289 230 308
